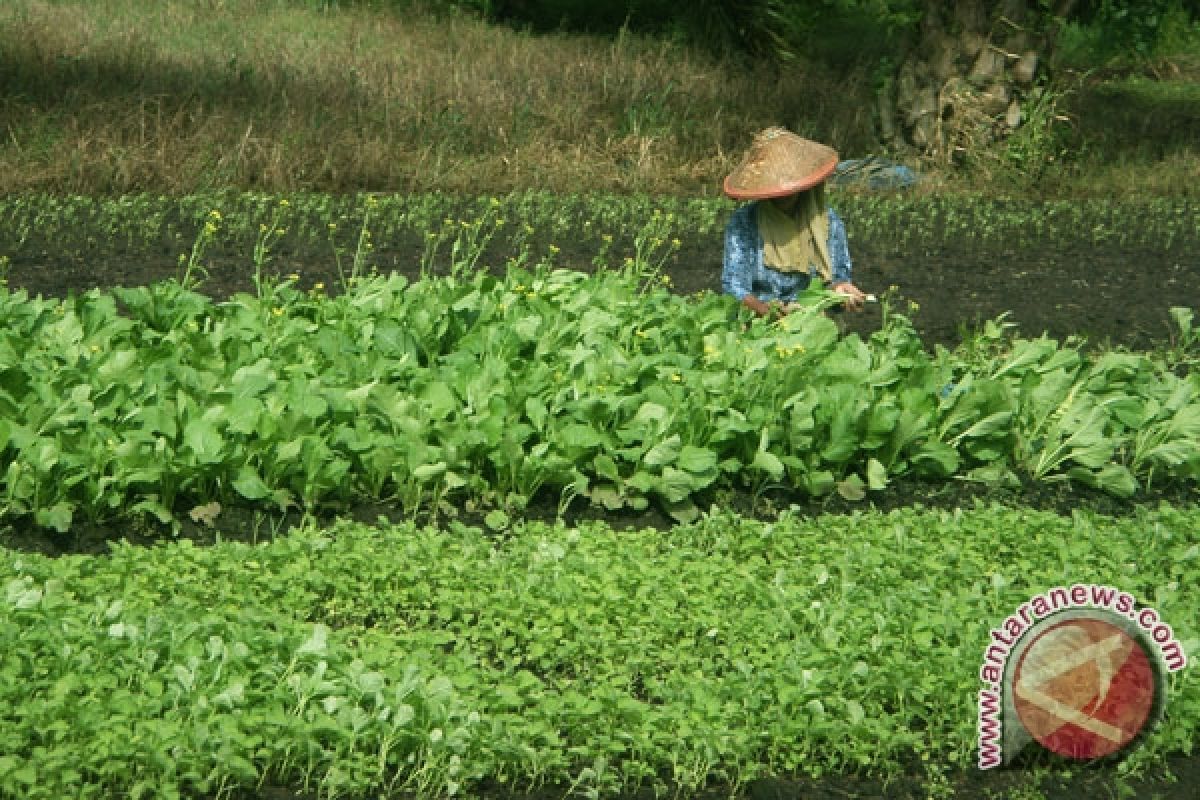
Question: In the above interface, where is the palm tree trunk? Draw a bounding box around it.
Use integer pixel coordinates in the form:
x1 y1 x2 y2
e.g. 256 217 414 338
880 0 1078 162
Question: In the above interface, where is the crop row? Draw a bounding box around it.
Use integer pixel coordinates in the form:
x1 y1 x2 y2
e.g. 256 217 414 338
2 505 1197 798
2 191 1197 267
1 236 1198 534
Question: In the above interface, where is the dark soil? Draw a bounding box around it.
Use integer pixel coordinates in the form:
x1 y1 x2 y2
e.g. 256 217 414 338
2 207 1198 799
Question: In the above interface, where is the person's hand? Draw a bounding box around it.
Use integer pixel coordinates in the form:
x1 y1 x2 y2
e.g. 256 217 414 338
831 282 867 312
741 295 775 318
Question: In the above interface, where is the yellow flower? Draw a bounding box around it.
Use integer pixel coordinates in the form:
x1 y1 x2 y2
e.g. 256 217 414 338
279 198 290 207
313 282 325 291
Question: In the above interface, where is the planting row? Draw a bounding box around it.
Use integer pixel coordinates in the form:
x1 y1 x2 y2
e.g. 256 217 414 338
2 191 1197 268
2 505 1196 798
1 249 1198 533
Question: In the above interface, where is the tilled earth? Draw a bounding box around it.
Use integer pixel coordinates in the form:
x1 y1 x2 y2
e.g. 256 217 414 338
2 216 1198 800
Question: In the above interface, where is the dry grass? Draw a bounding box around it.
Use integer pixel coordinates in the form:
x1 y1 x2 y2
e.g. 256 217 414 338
0 0 878 196
3 0 1195 198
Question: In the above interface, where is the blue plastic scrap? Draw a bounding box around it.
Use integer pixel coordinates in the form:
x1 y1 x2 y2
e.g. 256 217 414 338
830 157 919 190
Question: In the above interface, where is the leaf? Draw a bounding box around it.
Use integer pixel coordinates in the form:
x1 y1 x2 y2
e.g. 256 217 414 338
484 510 510 531
912 442 960 477
657 466 696 503
588 484 625 510
643 434 681 467
1068 464 1138 498
413 462 448 481
629 401 669 434
183 419 225 464
12 587 43 611
558 423 605 452
1169 306 1194 338
188 502 221 527
97 349 138 382
231 359 275 397
525 397 548 431
34 502 73 533
512 315 543 341
953 411 1013 444
392 704 416 727
232 466 272 501
592 454 621 482
665 498 700 524
227 396 264 436
422 382 459 420
677 445 717 475
836 474 866 502
297 624 330 656
801 469 836 496
866 458 888 490
751 450 785 480
132 498 176 526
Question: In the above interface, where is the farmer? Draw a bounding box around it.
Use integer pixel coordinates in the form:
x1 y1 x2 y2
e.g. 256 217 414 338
721 127 868 317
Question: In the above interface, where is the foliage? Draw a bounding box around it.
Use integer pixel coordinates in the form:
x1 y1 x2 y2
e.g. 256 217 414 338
0 195 1198 535
1067 0 1199 60
1 505 1197 798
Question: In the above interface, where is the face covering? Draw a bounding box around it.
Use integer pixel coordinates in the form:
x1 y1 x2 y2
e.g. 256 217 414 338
758 184 832 281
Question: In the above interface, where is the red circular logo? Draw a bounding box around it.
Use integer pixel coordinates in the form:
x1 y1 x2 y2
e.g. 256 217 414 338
1012 616 1158 760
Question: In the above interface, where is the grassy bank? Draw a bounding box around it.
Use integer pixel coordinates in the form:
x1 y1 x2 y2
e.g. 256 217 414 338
2 0 1197 198
0 0 847 196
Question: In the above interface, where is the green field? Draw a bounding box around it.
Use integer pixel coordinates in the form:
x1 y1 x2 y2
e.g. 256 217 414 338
3 507 1197 798
2 1 1198 798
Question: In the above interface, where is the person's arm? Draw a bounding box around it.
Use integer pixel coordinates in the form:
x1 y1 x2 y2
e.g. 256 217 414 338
827 207 866 311
722 204 773 316
827 208 853 286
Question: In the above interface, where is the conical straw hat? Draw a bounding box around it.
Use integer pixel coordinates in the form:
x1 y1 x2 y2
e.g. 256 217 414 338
723 127 839 200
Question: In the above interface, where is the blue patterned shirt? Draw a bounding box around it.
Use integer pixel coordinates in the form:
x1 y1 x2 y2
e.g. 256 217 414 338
721 202 853 303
